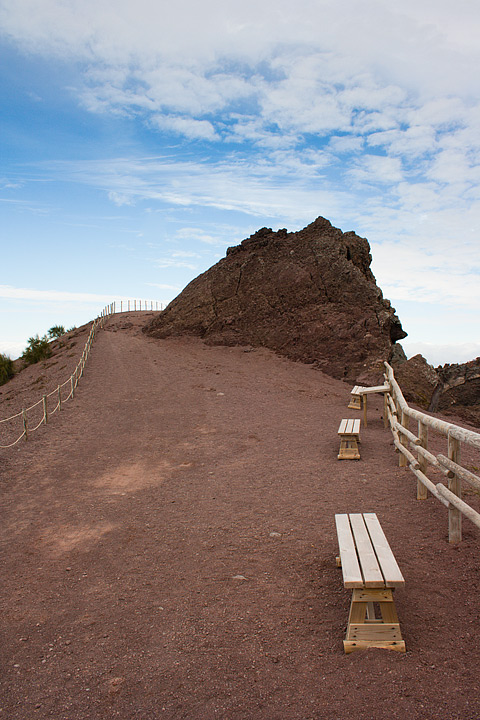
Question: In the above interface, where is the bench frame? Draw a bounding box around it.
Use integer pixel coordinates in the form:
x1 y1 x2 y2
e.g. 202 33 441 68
335 512 406 653
337 419 361 460
348 384 390 427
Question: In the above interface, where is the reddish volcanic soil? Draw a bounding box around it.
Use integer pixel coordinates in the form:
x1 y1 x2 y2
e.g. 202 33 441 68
1 312 480 720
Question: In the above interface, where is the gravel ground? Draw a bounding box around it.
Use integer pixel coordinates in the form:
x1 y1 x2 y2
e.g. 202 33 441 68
1 312 480 720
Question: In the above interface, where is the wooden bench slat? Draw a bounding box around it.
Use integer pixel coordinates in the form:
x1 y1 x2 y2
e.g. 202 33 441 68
363 513 405 588
348 514 384 588
338 418 348 434
357 384 390 395
338 419 360 436
334 514 363 588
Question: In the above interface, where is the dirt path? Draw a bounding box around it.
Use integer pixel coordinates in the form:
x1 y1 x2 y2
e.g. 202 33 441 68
1 313 480 719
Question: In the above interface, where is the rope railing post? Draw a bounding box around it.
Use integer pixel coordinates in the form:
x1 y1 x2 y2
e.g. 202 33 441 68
43 395 48 425
22 409 28 441
58 385 62 411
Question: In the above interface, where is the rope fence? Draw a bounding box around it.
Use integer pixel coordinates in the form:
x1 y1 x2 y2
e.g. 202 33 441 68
0 300 163 449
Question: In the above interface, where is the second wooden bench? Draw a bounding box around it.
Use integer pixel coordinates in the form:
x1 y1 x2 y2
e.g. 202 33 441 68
335 512 406 653
337 418 361 460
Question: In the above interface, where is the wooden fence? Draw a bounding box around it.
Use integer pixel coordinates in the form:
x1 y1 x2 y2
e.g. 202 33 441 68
383 361 480 543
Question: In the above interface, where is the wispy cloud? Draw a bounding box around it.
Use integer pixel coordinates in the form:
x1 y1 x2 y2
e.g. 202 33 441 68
0 285 114 304
402 341 480 367
146 282 181 291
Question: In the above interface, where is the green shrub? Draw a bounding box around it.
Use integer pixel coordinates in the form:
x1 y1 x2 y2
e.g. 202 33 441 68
48 325 66 339
22 335 52 365
0 353 14 386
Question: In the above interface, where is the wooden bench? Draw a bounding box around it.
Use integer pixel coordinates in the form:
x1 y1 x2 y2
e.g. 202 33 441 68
335 513 405 653
348 385 366 410
337 419 361 460
348 383 390 427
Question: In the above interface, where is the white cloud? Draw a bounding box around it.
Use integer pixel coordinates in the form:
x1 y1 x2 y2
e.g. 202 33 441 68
150 115 218 141
146 282 181 291
0 285 115 303
3 0 480 142
108 190 135 206
402 341 480 367
153 258 199 271
0 340 25 359
2 0 480 345
348 155 405 186
42 154 346 223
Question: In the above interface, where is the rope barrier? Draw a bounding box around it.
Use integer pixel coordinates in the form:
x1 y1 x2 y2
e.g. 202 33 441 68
0 410 23 424
0 430 26 448
0 301 162 448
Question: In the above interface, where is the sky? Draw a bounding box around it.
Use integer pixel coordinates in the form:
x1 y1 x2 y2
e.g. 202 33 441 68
0 0 479 366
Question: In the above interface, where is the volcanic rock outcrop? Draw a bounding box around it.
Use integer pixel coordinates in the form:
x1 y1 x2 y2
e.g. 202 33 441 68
144 217 407 382
430 358 480 426
382 354 480 427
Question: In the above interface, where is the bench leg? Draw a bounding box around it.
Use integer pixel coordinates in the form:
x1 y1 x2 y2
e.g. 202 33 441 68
344 588 406 653
348 394 362 410
338 435 361 460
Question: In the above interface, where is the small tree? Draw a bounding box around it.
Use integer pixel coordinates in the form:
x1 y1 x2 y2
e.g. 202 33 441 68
48 325 66 339
0 353 14 386
22 335 52 365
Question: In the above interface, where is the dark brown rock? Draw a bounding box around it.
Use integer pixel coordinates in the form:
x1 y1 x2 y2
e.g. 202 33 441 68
392 354 439 409
430 358 480 427
144 217 407 382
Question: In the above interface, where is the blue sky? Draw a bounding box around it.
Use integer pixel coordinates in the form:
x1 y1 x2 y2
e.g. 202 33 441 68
1 0 479 366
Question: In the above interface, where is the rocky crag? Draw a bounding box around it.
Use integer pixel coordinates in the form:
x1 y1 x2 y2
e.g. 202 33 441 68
385 350 480 426
430 358 480 426
144 217 406 382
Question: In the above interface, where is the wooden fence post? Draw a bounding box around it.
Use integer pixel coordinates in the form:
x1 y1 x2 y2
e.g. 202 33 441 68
399 408 408 467
22 409 28 441
448 434 462 543
43 395 48 424
58 385 62 411
417 420 428 499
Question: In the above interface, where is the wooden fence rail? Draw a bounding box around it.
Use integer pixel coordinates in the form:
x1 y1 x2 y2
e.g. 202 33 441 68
383 362 480 543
